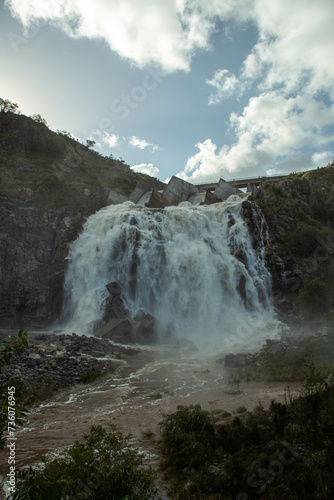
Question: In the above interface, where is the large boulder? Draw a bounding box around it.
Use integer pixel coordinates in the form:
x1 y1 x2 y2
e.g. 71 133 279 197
102 281 129 322
94 318 133 342
132 314 157 344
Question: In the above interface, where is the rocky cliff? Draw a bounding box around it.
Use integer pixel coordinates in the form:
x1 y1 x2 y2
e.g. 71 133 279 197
0 110 164 328
256 164 334 320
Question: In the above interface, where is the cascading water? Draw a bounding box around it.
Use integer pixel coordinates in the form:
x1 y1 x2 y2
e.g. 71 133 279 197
61 196 281 350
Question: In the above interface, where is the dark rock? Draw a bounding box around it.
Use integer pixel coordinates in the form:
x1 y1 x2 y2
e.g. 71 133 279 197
0 332 139 392
0 111 165 329
103 282 128 322
94 318 133 342
132 316 157 344
133 309 146 321
237 274 247 304
223 353 255 368
27 353 42 367
106 282 122 295
234 249 247 266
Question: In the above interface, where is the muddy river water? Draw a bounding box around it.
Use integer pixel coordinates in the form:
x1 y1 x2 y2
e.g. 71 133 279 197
0 344 300 486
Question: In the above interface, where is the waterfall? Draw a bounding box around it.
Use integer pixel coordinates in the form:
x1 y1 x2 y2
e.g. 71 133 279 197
61 196 281 350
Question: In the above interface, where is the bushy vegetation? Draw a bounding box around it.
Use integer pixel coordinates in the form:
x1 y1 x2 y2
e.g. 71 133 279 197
284 222 329 256
159 364 334 499
299 260 334 316
79 368 103 383
236 349 314 383
236 330 334 383
0 329 28 449
14 424 158 499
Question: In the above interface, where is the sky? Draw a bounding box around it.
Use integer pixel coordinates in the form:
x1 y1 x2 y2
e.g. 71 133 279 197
1 0 334 184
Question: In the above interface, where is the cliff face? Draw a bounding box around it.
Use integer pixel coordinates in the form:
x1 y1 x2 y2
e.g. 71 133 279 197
0 111 164 328
256 164 334 320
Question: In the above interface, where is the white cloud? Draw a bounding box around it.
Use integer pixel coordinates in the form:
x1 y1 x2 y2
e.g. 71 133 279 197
206 69 244 104
5 0 334 181
178 91 334 183
312 151 334 167
90 130 119 148
131 163 159 176
102 132 118 148
4 0 216 73
128 135 158 152
179 0 334 182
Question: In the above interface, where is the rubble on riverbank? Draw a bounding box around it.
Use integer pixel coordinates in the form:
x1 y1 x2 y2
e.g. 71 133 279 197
0 331 139 395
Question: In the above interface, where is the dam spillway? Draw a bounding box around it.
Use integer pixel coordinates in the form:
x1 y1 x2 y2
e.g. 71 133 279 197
61 196 281 350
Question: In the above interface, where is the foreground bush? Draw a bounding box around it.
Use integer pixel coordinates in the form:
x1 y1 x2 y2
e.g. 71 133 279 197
14 425 157 499
159 365 334 499
0 329 28 449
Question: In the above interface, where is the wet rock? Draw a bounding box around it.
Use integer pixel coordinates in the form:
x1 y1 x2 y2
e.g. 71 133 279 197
133 309 146 321
221 353 255 368
0 331 139 392
132 315 157 344
27 353 42 367
234 249 247 266
237 274 247 304
94 318 133 342
103 282 128 322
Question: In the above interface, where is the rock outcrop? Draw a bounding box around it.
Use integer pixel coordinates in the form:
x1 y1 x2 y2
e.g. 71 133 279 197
95 281 157 345
255 165 334 318
0 197 84 327
0 331 139 394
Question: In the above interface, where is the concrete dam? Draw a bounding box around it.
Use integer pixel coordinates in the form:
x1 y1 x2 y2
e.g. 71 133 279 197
107 174 287 209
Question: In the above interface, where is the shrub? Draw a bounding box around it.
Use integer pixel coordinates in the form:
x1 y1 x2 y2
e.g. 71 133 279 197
159 365 334 499
80 369 102 383
0 328 28 449
159 405 215 470
285 222 321 256
299 277 327 312
14 424 157 499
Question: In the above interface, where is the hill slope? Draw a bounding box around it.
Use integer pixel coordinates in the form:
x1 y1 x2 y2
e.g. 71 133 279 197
0 110 164 212
0 109 164 328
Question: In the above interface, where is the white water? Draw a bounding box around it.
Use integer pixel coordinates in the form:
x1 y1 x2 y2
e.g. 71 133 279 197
61 197 282 350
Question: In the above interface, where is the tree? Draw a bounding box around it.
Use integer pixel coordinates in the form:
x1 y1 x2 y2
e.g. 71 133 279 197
30 114 47 126
0 98 19 114
57 130 74 139
86 139 96 149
